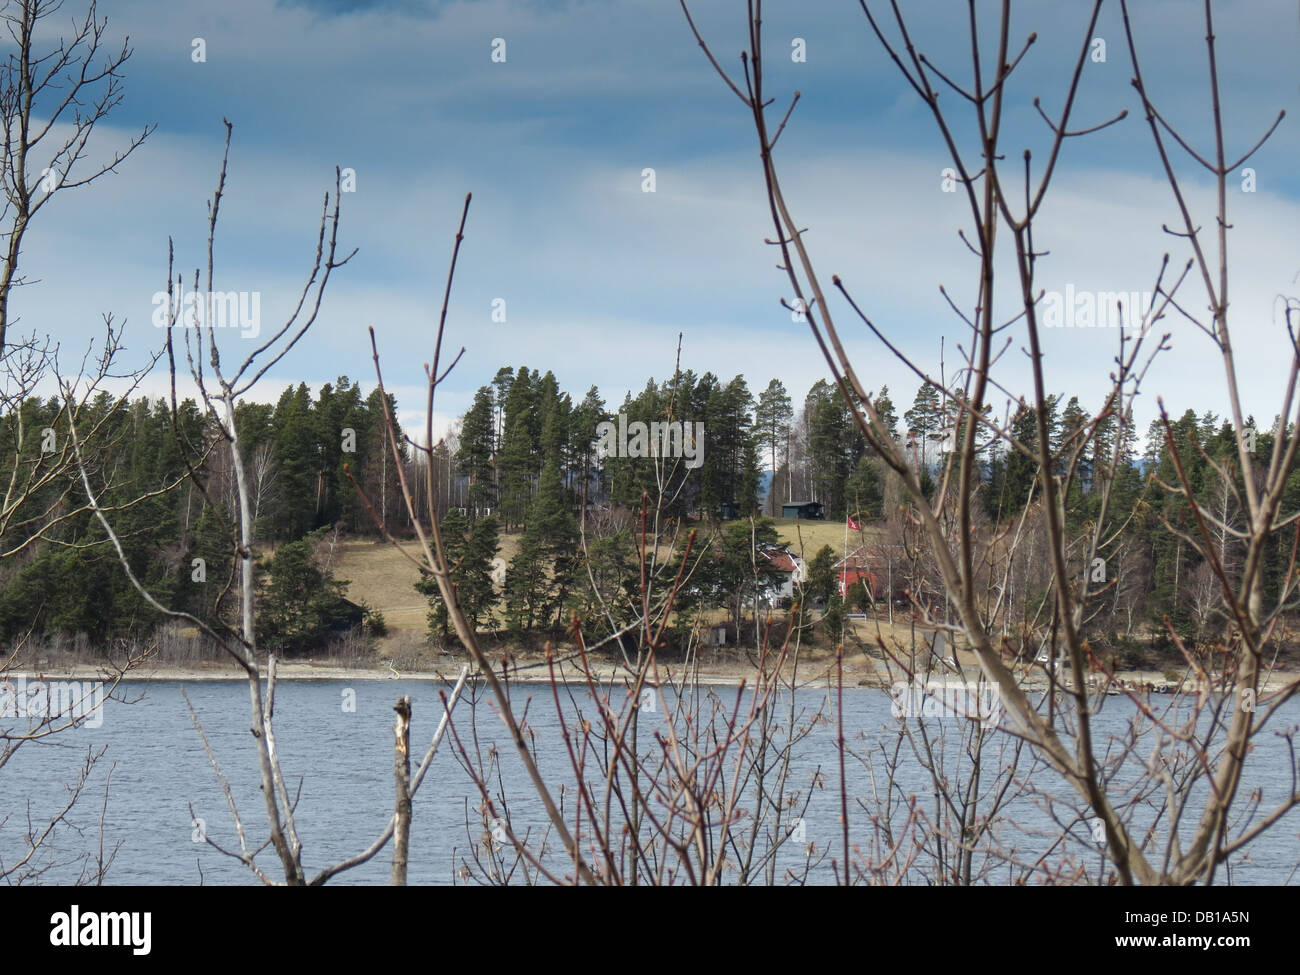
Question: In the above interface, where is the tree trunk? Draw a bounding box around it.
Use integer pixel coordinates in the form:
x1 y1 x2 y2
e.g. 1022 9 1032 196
391 695 412 886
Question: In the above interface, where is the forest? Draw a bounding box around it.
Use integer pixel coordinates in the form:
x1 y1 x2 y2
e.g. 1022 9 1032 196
5 363 1292 668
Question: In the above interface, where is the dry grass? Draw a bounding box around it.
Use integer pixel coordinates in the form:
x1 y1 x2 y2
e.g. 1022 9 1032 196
332 539 427 634
770 517 886 561
332 519 889 654
333 521 886 620
332 535 523 655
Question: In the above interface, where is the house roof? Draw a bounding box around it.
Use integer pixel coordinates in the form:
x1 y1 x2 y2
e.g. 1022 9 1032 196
834 543 905 569
759 549 800 573
834 545 877 569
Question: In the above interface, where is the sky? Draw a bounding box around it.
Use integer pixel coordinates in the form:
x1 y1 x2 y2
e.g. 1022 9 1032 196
10 0 1300 448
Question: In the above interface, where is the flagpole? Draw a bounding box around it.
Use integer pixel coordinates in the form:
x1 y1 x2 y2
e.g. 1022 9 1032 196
842 511 849 600
840 509 849 645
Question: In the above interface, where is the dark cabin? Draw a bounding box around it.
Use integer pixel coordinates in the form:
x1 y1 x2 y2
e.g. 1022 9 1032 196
719 502 741 520
327 598 368 634
781 500 825 520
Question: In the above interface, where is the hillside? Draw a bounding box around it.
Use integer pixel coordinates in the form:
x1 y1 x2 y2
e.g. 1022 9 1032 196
333 516 886 652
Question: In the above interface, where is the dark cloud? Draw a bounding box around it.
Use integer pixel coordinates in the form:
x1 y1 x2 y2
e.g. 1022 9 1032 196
275 0 593 15
274 0 436 16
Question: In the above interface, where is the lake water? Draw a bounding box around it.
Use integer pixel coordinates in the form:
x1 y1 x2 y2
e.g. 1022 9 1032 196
2 677 1296 885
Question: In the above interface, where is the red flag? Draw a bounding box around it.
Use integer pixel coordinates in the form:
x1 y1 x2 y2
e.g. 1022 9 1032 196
847 516 861 532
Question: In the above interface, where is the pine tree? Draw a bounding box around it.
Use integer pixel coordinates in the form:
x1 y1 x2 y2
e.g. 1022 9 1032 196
358 387 405 534
1058 395 1089 483
804 545 838 604
504 532 547 634
457 386 497 515
844 454 883 520
904 383 943 472
568 385 606 512
256 537 354 655
805 380 861 518
573 530 636 631
872 386 900 444
498 367 537 529
491 366 515 448
1001 404 1041 511
506 457 576 633
462 516 502 630
755 379 793 514
270 383 318 540
182 501 235 622
418 507 467 638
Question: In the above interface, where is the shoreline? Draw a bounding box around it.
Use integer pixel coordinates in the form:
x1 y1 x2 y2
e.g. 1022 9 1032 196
6 659 1297 695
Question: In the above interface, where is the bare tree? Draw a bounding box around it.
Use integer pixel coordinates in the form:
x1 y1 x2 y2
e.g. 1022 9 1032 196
0 0 153 883
344 192 847 884
71 124 471 885
0 0 152 352
681 0 1299 884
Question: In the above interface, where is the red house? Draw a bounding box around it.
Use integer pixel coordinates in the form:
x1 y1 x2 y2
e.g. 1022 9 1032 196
835 546 880 599
834 544 910 603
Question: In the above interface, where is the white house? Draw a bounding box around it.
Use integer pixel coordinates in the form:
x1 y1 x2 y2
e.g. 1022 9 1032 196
759 546 805 602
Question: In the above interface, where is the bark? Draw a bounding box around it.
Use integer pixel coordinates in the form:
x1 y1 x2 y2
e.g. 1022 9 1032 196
391 696 412 886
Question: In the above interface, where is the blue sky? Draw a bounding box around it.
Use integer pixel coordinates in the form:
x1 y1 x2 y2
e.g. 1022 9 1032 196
13 0 1300 446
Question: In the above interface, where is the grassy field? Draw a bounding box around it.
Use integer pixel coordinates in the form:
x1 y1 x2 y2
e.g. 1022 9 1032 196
332 535 521 642
767 517 885 559
333 517 885 652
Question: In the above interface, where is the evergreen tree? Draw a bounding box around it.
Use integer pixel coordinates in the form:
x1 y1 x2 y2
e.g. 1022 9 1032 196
844 454 883 520
357 387 405 534
491 366 515 449
821 593 846 639
804 545 838 604
498 367 537 529
457 386 497 514
806 380 862 518
573 530 637 632
904 383 944 471
755 379 793 513
462 516 502 630
417 507 469 638
416 510 500 639
1058 395 1089 484
505 457 576 632
270 383 318 540
872 386 900 444
256 537 355 655
504 532 548 634
181 501 235 622
568 385 606 512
